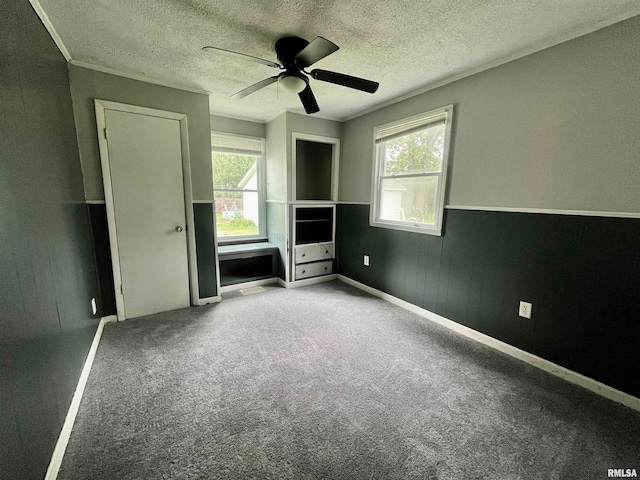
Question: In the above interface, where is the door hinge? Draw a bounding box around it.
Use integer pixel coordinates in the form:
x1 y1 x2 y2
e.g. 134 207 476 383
103 128 108 140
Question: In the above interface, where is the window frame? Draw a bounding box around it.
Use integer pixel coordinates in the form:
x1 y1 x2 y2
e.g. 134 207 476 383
370 105 454 236
211 131 267 244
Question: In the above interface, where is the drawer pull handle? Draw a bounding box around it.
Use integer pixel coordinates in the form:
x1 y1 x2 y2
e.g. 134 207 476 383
302 270 306 274
302 253 306 257
324 267 328 270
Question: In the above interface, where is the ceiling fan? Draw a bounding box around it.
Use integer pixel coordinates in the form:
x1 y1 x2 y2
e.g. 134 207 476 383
202 36 379 114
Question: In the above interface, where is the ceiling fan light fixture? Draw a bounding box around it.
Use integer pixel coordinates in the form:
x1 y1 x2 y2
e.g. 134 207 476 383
278 73 307 94
216 36 379 114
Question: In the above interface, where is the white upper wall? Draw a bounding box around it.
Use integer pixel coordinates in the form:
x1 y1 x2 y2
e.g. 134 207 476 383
265 113 287 201
69 65 213 201
264 112 342 202
210 115 265 139
340 15 640 214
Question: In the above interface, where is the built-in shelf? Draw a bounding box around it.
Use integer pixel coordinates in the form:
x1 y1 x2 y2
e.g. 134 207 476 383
292 133 340 202
292 205 336 280
295 206 334 246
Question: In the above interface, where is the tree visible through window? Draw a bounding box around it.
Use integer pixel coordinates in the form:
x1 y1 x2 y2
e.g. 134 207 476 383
212 133 265 241
371 106 453 235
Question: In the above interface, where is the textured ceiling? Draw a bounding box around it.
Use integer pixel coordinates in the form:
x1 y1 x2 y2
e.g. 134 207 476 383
37 0 640 122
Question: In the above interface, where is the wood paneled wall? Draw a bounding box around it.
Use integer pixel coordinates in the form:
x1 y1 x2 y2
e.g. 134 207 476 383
337 205 640 398
0 1 100 477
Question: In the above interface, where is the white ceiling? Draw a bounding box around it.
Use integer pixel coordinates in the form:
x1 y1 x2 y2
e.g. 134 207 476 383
36 0 640 122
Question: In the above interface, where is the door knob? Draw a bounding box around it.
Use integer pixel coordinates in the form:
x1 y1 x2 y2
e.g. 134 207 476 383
175 226 184 232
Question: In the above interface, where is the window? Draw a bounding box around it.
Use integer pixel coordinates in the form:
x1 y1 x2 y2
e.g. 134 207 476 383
212 132 266 242
371 105 453 235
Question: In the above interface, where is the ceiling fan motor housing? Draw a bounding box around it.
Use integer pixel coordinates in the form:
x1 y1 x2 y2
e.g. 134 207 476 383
275 36 309 68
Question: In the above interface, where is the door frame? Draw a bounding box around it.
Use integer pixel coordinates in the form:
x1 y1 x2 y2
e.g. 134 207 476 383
95 99 200 320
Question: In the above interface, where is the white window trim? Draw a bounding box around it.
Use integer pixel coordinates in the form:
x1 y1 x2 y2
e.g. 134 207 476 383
370 105 454 236
212 131 267 243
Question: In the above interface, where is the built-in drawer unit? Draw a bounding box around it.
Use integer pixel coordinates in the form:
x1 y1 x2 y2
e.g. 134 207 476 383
292 205 336 282
295 260 333 280
295 243 334 264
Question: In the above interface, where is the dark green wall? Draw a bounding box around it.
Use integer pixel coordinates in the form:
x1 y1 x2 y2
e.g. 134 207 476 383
88 204 116 315
336 204 640 398
0 1 100 478
194 203 218 298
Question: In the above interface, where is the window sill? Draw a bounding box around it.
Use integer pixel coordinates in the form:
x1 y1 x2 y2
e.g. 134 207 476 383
217 236 268 246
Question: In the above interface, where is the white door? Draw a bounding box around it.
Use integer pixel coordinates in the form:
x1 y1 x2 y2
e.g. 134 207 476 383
104 109 191 319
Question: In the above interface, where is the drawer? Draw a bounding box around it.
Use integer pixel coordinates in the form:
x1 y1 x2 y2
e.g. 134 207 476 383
295 243 334 264
295 260 333 280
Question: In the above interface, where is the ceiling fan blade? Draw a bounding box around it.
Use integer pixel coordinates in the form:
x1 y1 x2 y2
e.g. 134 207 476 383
298 85 320 114
231 76 279 99
310 69 379 93
202 46 281 69
294 37 339 68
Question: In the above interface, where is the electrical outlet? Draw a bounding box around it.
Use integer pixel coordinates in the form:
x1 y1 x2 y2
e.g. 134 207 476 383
519 301 532 319
363 255 370 267
91 297 97 316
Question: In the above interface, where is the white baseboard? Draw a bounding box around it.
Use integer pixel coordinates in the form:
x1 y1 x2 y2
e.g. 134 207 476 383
45 315 116 480
337 275 640 413
197 295 222 305
277 274 337 289
219 278 278 294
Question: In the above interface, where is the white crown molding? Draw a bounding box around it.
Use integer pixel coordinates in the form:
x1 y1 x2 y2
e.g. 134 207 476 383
446 205 640 219
31 0 213 97
29 0 639 125
337 275 640 413
211 111 267 124
263 111 288 124
260 108 343 124
69 60 211 95
341 10 640 123
284 109 341 123
213 104 343 125
29 0 71 61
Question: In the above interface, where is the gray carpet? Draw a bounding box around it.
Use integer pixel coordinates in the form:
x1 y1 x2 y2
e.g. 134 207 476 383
59 280 640 479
